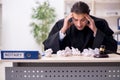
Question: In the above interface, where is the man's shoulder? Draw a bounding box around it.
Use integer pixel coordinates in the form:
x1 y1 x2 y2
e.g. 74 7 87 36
52 19 64 29
91 15 114 35
56 19 64 23
91 15 106 22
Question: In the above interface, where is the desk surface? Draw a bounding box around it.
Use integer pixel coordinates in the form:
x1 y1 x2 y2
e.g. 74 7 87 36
0 54 120 63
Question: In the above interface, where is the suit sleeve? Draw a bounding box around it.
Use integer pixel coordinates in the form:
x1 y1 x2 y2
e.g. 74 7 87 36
43 21 62 53
92 19 117 52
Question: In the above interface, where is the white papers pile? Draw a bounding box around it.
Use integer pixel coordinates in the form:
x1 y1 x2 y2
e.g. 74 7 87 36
81 48 99 57
44 47 99 57
57 47 72 57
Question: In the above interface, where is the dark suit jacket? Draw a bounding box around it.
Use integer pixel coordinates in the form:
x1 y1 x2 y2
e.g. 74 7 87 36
43 16 117 53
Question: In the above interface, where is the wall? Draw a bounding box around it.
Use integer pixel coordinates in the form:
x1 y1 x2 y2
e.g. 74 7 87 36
1 0 64 80
1 0 64 51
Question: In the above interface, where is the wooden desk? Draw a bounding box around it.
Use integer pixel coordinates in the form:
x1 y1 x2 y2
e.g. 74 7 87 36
1 54 120 62
2 54 120 80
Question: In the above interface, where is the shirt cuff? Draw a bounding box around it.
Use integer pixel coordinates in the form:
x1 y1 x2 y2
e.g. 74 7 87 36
93 29 97 37
59 30 66 40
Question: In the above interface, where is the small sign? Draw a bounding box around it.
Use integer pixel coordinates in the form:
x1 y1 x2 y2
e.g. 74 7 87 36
3 52 24 58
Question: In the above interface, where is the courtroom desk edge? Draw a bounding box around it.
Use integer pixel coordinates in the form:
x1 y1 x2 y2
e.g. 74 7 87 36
0 54 120 63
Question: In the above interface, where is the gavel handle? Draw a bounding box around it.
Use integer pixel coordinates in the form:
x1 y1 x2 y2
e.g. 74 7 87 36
105 50 120 55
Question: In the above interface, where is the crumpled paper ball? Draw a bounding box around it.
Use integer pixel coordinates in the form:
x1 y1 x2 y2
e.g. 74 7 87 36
71 47 81 56
64 47 72 56
94 48 99 54
44 48 53 57
82 48 100 57
57 50 65 56
82 49 90 57
57 47 72 57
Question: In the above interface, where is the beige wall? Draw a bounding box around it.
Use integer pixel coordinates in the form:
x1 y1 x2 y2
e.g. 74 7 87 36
1 0 64 50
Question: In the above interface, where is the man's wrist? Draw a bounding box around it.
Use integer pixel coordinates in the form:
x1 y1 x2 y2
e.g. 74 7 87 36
59 30 66 40
60 27 67 34
93 28 97 37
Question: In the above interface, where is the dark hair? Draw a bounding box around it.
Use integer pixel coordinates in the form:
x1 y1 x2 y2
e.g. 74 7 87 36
71 1 90 14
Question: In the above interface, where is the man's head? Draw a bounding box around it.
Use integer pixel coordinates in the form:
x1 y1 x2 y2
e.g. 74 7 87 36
71 1 90 30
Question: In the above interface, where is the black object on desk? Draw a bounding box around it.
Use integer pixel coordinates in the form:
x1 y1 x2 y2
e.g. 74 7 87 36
94 45 109 58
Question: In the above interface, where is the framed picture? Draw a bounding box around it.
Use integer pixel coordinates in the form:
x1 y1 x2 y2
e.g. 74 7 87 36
118 18 120 30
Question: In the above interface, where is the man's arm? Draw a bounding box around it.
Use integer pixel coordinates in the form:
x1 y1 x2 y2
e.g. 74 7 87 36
43 20 63 53
43 13 73 53
92 19 117 52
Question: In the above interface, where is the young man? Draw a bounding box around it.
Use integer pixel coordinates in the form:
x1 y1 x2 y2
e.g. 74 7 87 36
43 1 117 53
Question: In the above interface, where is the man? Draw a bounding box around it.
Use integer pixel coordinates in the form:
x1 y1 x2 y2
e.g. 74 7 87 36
43 1 117 53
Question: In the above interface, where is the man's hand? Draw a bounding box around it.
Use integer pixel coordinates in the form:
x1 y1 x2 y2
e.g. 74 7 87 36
61 13 73 34
85 15 97 36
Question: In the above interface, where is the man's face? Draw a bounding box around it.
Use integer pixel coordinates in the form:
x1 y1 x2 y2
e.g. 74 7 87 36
72 12 88 30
